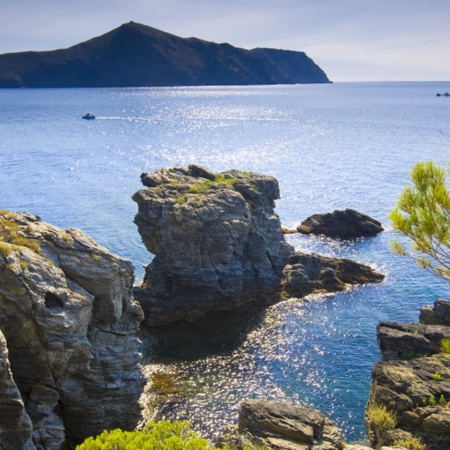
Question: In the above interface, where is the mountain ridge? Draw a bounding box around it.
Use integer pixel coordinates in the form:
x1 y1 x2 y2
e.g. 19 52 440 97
0 21 331 88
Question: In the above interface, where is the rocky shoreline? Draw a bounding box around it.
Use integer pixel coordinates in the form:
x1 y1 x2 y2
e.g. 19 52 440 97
5 165 444 449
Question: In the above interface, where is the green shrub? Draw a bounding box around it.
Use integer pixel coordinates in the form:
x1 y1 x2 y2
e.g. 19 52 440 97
76 420 223 450
393 436 425 450
432 372 442 381
366 403 397 431
439 394 447 405
0 242 12 257
441 338 450 354
429 394 436 406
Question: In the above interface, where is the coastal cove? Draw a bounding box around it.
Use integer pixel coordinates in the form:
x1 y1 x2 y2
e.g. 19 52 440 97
2 81 450 442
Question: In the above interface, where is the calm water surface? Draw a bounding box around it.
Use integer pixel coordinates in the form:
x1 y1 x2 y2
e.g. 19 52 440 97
1 82 450 441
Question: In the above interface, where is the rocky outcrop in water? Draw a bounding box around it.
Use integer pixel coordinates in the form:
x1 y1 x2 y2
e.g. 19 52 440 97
297 209 384 239
0 211 144 449
218 399 343 449
367 299 450 450
133 166 384 326
281 252 384 299
133 165 294 326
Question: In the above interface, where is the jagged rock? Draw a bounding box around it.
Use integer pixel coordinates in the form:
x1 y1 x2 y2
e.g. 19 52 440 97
377 321 450 361
367 298 450 449
217 399 343 449
133 166 384 326
297 209 384 239
420 299 450 326
0 212 145 449
0 329 34 450
132 165 295 326
281 252 384 299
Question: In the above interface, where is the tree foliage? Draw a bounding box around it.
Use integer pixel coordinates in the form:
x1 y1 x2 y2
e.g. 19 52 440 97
76 421 220 450
389 161 450 282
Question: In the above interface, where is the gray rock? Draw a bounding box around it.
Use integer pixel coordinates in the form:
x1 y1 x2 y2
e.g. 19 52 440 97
0 330 34 450
217 399 343 449
377 321 450 361
133 167 384 327
281 252 384 299
0 212 145 449
133 166 295 326
297 209 384 239
420 299 450 326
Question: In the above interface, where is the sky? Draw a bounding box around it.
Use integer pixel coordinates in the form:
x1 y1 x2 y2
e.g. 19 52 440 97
1 0 450 82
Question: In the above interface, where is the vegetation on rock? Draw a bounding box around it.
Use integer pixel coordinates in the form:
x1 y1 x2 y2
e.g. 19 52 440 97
366 403 397 431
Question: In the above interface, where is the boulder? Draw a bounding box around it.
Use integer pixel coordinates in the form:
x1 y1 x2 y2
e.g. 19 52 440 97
217 398 343 449
0 211 145 449
297 209 383 239
281 252 384 299
377 321 450 361
132 165 295 326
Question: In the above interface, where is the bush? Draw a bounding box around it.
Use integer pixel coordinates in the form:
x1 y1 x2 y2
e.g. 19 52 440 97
393 436 425 450
76 421 225 450
441 338 450 354
366 403 397 431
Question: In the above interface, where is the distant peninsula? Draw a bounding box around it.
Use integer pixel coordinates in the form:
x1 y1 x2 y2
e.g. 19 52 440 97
0 21 330 88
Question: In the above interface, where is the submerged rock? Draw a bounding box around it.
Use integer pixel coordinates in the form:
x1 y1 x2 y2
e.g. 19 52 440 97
0 212 144 449
218 398 343 449
297 209 384 238
133 165 295 326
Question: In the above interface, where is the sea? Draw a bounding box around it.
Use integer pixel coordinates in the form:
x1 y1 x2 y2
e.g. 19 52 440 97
1 82 450 442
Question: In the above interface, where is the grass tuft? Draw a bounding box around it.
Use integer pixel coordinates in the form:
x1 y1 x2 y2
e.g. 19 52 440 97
367 403 397 431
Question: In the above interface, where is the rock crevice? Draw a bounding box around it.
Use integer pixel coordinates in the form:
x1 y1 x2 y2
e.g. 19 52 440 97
0 212 144 449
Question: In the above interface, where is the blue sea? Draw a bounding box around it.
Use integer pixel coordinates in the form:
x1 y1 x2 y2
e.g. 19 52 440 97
1 82 450 442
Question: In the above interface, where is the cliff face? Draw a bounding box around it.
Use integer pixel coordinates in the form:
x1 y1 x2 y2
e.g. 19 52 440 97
0 212 144 449
133 165 384 327
133 165 295 326
0 21 330 88
367 299 450 449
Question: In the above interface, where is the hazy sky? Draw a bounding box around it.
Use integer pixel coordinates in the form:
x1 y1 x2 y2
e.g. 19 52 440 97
1 0 450 82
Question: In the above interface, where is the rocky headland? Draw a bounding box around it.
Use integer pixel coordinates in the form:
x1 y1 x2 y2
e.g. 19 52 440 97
297 209 384 239
132 165 384 326
0 22 330 88
0 211 144 449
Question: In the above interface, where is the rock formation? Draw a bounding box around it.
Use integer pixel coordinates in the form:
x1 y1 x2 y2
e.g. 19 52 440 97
218 398 343 449
367 299 450 449
281 252 384 299
133 165 295 326
297 209 384 239
0 211 144 449
133 166 384 326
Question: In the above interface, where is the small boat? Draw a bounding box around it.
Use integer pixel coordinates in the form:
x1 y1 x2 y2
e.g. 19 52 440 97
82 112 95 120
436 93 450 97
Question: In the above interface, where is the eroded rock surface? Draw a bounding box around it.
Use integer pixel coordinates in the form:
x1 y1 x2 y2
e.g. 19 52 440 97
133 166 384 326
281 252 384 299
0 212 144 449
218 399 343 449
297 209 384 239
367 299 450 450
133 166 295 326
